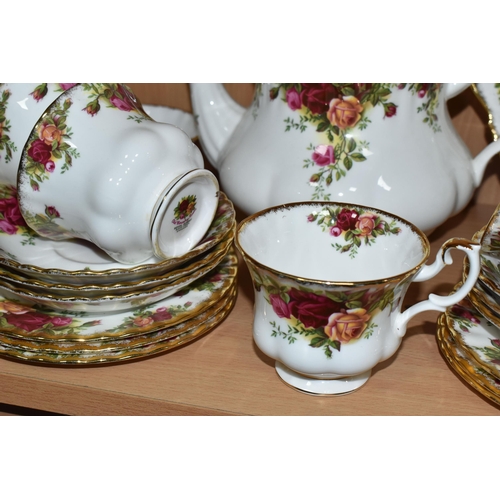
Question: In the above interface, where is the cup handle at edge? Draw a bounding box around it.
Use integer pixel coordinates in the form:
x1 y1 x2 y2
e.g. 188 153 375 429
394 238 481 337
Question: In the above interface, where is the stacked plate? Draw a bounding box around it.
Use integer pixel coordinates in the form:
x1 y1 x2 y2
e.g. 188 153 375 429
0 106 238 365
437 204 500 406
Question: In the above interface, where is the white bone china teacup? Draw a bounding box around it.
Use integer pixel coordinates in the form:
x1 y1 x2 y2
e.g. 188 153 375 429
235 201 481 395
16 83 219 265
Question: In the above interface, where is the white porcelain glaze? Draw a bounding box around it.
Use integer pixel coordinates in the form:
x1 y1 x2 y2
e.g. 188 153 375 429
235 201 481 395
191 83 500 234
4 83 218 264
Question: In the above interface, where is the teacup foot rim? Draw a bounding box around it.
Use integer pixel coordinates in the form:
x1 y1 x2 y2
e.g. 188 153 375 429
275 362 371 396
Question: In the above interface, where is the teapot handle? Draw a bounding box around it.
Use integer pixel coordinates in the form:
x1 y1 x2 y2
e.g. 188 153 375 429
445 83 500 186
393 238 480 338
472 83 499 142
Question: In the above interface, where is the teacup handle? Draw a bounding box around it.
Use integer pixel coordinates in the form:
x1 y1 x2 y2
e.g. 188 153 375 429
394 238 480 337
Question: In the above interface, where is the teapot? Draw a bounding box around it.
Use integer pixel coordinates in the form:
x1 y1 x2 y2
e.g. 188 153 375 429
190 83 500 233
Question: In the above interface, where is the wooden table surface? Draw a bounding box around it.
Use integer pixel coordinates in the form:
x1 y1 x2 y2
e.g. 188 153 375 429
1 83 500 415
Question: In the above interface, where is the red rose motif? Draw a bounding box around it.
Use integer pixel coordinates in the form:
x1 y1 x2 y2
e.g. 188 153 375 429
312 145 335 167
385 104 397 117
301 84 337 115
4 311 68 332
179 199 190 214
336 208 359 231
285 87 302 111
27 139 52 165
45 206 60 218
0 196 27 228
151 307 173 322
287 288 341 329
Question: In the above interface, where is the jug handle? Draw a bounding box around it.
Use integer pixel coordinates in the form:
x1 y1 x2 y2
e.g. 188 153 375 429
393 238 480 337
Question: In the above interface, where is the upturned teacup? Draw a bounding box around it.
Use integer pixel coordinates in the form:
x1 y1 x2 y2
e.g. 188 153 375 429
15 83 219 264
235 201 480 395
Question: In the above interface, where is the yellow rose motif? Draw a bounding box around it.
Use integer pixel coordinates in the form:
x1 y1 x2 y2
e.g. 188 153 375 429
356 212 377 236
39 124 62 146
327 96 364 129
0 301 34 315
324 308 371 343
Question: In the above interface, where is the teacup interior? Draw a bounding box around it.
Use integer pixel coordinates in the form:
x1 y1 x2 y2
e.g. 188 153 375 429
238 203 427 282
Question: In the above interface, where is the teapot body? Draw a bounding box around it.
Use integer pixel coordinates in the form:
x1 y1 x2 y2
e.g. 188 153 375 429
213 83 476 233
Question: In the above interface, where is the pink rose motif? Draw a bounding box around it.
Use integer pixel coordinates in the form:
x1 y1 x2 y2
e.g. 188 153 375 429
287 288 341 330
45 161 55 172
330 225 342 237
356 213 377 237
336 208 359 231
49 316 73 327
27 139 52 165
285 87 302 111
301 84 337 115
269 294 292 319
59 84 77 91
0 220 17 234
312 145 335 167
110 87 135 112
324 308 370 343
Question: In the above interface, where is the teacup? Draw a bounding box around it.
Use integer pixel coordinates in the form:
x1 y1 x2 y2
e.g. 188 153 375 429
235 201 481 395
16 84 219 264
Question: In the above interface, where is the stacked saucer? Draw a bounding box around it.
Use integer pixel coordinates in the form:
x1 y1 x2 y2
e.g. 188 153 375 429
0 103 237 364
0 187 237 364
437 204 500 406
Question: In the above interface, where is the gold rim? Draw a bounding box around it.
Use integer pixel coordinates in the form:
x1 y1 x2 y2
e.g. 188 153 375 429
0 227 234 304
0 283 237 353
0 248 238 342
236 200 431 287
0 223 235 294
0 289 237 365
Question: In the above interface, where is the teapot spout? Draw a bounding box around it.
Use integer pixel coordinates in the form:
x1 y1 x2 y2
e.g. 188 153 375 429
189 83 246 168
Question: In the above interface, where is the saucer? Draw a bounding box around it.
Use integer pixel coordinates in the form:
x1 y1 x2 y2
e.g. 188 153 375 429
0 188 235 284
0 289 236 365
445 295 500 378
0 284 237 354
437 313 500 406
142 104 198 140
0 230 234 313
0 249 237 342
